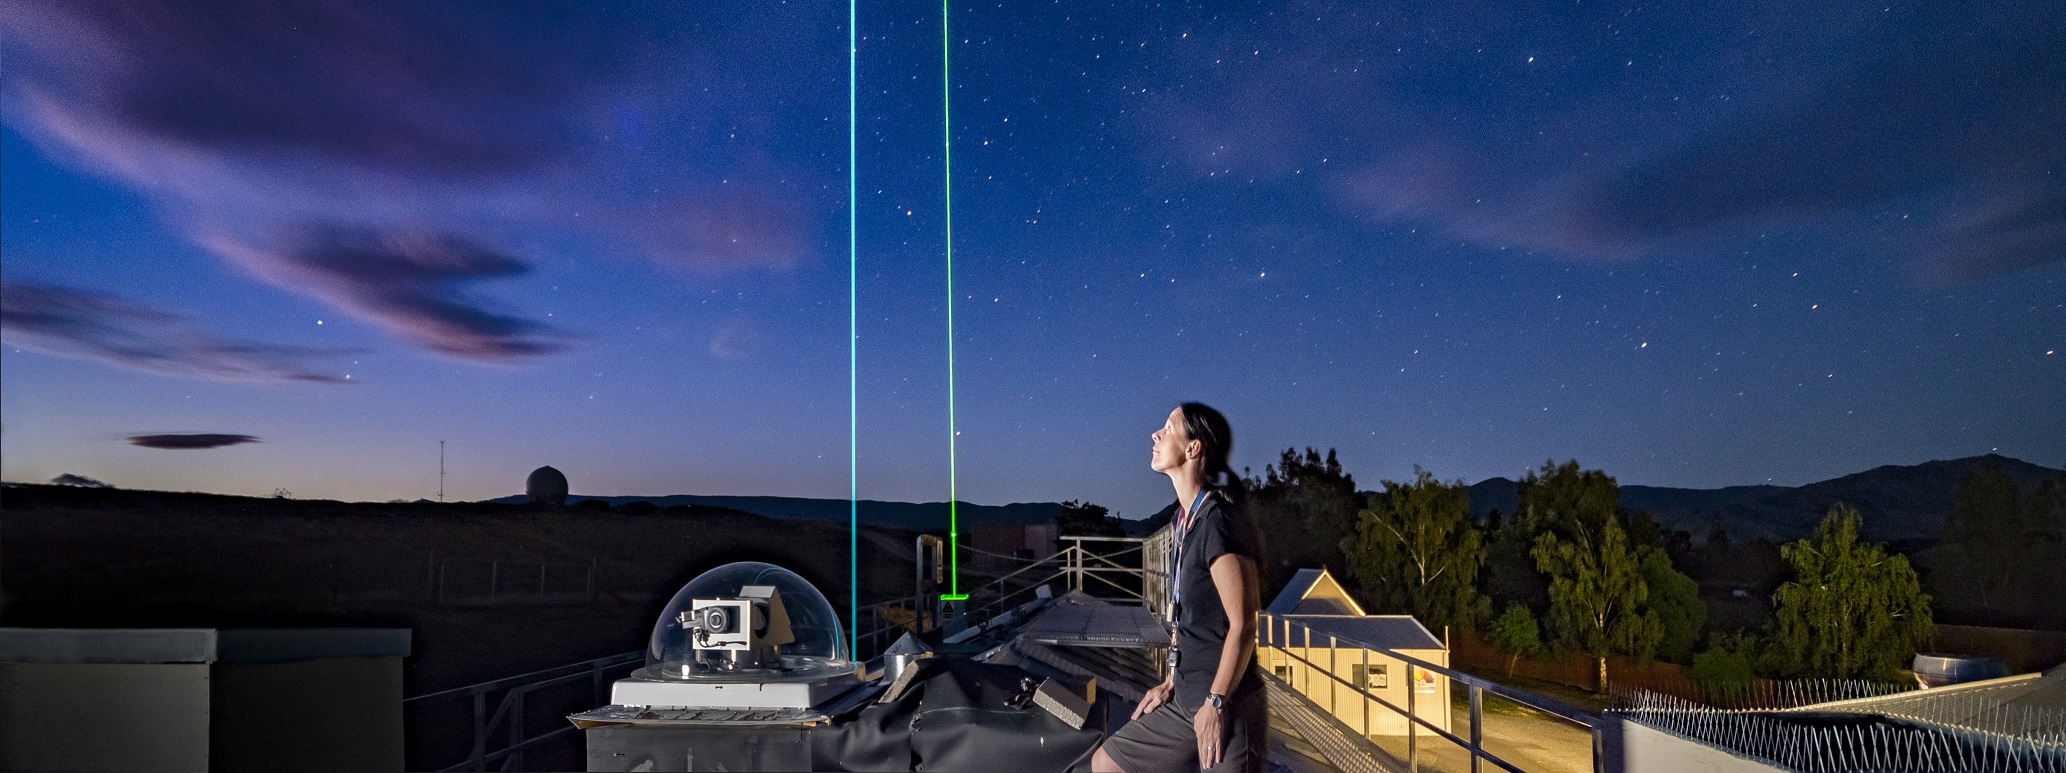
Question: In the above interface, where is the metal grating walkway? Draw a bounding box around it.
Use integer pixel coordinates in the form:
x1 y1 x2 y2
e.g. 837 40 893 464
1262 670 1403 773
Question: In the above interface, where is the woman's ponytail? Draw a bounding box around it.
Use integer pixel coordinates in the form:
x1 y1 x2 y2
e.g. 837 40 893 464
1179 402 1240 498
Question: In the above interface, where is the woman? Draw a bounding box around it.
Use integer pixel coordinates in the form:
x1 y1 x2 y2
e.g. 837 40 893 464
1092 402 1267 773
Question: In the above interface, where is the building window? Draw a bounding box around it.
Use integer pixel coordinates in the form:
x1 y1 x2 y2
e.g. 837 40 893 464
1273 664 1293 681
1352 663 1387 689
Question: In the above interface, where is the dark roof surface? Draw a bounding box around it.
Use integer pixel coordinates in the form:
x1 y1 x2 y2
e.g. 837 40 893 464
1265 569 1327 616
1020 592 1170 648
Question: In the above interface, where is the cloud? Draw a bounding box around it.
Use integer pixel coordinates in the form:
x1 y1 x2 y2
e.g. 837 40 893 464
1311 2 2066 279
50 474 112 488
0 0 823 360
204 226 564 361
1545 34 2066 278
128 433 261 450
708 318 767 360
1 282 351 384
0 0 605 176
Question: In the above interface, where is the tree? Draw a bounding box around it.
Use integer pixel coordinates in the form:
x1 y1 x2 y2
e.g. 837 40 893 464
1691 631 1761 703
1484 460 1619 615
1481 508 1549 613
1641 548 1706 662
1339 469 1489 633
1771 505 1933 681
1488 602 1543 677
1056 500 1124 537
1938 465 2065 626
1246 448 1362 592
1534 513 1661 694
1516 460 1621 539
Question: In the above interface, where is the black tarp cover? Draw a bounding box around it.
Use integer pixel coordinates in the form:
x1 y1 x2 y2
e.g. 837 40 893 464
587 658 1105 772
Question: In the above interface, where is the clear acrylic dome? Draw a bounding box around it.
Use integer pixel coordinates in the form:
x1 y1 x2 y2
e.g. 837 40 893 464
634 561 853 682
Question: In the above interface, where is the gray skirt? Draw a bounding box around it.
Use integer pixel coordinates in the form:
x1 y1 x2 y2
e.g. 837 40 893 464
1102 685 1267 773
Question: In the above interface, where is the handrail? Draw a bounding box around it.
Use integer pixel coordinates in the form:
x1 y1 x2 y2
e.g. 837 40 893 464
1264 614 1599 726
1261 613 1602 773
405 649 645 772
406 650 645 704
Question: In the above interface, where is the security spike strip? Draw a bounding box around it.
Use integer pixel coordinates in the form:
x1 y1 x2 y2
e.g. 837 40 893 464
1612 686 2066 772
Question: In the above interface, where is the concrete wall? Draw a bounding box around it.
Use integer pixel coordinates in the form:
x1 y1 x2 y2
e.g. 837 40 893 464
0 657 404 773
0 662 212 773
1598 716 1786 773
212 657 404 773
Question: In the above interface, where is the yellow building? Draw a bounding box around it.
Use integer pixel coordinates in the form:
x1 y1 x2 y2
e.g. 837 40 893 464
1258 568 1453 738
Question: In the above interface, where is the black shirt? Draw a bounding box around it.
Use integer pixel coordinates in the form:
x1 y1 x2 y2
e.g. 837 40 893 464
1171 489 1262 711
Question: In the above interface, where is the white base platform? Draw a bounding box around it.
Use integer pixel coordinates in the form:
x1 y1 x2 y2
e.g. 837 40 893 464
611 672 863 709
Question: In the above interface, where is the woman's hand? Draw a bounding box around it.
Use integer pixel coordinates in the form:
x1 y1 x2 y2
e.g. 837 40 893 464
1193 701 1224 768
1133 680 1175 719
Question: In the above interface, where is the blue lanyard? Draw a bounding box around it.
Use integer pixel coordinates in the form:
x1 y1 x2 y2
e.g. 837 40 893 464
1171 489 1208 610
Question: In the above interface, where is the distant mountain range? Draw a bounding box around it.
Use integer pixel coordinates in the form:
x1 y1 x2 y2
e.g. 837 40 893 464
482 454 2059 543
1465 454 2062 542
481 492 1064 532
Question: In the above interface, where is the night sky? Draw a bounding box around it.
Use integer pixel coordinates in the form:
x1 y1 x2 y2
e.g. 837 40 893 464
3 0 2061 522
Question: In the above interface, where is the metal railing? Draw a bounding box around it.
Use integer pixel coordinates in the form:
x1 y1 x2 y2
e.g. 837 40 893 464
404 650 644 771
434 556 597 604
1260 613 1604 773
958 530 1173 621
855 590 945 659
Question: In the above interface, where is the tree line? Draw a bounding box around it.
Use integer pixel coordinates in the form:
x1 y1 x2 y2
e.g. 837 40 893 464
1053 450 2063 694
1239 451 1948 694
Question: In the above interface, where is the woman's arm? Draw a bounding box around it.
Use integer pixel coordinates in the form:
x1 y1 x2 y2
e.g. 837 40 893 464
1195 551 1259 767
1205 552 1258 698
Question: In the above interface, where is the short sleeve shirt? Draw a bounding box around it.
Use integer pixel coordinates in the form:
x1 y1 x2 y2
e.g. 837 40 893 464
1172 490 1262 710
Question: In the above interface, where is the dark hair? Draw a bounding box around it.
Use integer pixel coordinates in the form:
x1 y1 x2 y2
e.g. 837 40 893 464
1178 402 1236 490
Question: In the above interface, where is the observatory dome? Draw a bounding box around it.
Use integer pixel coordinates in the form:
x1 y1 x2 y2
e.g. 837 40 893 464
525 465 568 507
635 561 853 682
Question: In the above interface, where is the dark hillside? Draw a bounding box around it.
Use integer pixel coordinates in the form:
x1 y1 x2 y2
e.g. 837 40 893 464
0 484 916 695
1465 455 2061 542
482 492 1065 532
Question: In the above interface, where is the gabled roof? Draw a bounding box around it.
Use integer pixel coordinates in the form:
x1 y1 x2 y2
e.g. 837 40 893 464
1260 615 1445 652
1264 567 1367 617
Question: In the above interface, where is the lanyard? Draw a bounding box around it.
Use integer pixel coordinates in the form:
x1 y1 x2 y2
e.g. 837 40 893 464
1171 488 1208 611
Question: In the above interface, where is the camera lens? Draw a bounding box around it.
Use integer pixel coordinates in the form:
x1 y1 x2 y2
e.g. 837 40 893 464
702 607 731 633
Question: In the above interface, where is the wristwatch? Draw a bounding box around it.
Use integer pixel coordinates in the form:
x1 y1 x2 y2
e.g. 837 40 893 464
1207 692 1226 709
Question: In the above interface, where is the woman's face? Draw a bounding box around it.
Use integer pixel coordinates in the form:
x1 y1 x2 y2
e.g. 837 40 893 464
1150 406 1193 473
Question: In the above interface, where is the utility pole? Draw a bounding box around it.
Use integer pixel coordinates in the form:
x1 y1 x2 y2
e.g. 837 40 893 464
438 440 446 502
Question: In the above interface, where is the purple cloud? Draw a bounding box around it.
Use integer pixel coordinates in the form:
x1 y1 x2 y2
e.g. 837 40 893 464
206 226 563 361
1 282 350 384
128 433 261 450
0 0 818 361
1330 5 2066 279
50 474 112 488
